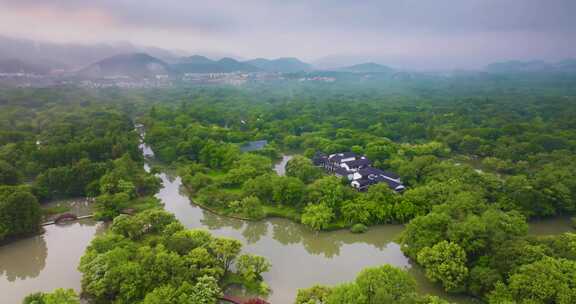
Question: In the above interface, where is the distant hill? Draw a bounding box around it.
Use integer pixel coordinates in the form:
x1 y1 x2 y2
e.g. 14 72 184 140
0 58 51 74
553 59 576 72
172 57 259 73
78 53 170 78
0 35 183 70
245 57 312 72
339 62 395 73
178 55 214 65
485 60 551 73
484 59 576 74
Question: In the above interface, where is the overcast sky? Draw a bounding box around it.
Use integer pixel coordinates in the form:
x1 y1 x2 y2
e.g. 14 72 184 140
0 0 575 69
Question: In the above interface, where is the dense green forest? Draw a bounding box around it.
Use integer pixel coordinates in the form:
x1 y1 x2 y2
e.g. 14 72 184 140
1 74 575 303
0 89 161 241
140 81 576 303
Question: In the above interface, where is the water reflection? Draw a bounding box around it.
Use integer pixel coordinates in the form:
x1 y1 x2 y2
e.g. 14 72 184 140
201 211 245 231
272 222 302 245
0 236 47 282
241 221 268 244
0 220 104 304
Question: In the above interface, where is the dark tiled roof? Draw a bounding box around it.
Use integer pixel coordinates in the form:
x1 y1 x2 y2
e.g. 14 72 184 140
380 170 400 180
334 167 351 176
343 158 371 168
377 177 404 190
354 177 405 192
329 152 357 163
358 167 400 180
358 167 385 176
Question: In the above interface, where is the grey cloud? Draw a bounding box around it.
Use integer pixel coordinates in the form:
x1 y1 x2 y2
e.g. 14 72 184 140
0 0 574 69
4 0 576 33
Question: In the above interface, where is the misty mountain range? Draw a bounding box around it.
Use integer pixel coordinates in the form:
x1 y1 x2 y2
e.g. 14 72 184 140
0 35 575 78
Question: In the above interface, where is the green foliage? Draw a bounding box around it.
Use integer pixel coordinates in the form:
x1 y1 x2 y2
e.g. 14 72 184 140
301 203 334 231
417 241 469 292
285 156 322 183
299 265 444 304
94 192 131 220
36 159 107 199
79 210 267 303
208 237 242 274
350 223 368 234
0 189 41 241
228 196 265 219
488 257 576 304
6 77 576 303
142 277 221 304
295 285 332 304
0 160 21 185
271 176 306 206
236 254 272 282
340 198 371 225
306 176 347 210
23 288 80 304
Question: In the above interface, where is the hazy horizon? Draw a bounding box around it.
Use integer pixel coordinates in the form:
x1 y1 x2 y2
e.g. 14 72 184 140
1 0 575 70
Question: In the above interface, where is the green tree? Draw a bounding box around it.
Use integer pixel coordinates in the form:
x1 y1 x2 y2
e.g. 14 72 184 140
0 190 41 241
272 176 305 206
236 254 271 282
488 257 576 304
208 237 242 275
354 265 418 303
23 288 80 304
0 160 21 185
143 277 222 304
340 198 371 225
228 196 265 219
285 156 322 183
301 203 334 231
417 241 469 292
295 285 332 304
94 192 130 220
306 176 347 210
401 212 451 258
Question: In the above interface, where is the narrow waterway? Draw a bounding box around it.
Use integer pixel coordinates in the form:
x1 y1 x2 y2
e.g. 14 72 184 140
273 155 293 176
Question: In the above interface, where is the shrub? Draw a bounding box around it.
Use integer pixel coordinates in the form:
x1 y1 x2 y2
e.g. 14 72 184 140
351 223 368 233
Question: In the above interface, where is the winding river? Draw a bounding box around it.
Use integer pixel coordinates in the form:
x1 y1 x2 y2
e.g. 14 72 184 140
1 146 572 303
